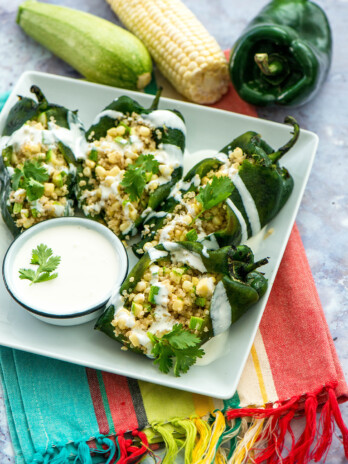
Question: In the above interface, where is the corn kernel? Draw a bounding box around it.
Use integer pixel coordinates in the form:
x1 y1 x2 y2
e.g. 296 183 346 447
173 299 184 312
182 280 193 292
95 165 106 179
133 293 145 304
135 281 147 292
44 183 55 196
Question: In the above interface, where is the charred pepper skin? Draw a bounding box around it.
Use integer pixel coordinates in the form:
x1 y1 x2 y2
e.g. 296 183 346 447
95 242 268 356
0 86 81 236
77 91 185 238
134 117 299 254
229 0 332 106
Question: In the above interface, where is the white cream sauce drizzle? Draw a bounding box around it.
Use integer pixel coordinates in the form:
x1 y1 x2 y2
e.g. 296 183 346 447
200 234 220 251
210 281 231 336
169 174 201 202
147 248 168 262
91 110 124 126
1 112 88 161
233 175 261 236
141 110 187 136
226 198 248 244
162 242 207 272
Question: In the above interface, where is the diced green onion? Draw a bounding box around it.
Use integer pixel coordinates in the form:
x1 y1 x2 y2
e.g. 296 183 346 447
189 316 205 331
45 149 53 162
115 136 128 146
13 202 22 214
88 148 98 162
119 121 131 135
37 112 47 126
195 297 206 307
148 285 160 304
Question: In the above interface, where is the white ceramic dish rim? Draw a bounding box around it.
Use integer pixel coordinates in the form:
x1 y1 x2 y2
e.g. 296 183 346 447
0 71 319 399
2 217 129 320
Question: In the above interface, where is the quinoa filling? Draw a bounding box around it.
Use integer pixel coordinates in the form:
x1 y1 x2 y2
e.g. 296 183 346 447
140 147 246 252
78 113 181 237
2 119 75 230
111 260 220 354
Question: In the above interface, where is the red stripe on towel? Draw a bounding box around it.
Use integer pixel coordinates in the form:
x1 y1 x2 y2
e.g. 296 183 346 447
102 372 139 433
85 368 109 435
259 225 348 402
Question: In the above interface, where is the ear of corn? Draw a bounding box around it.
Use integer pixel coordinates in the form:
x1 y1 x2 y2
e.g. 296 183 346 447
106 0 229 104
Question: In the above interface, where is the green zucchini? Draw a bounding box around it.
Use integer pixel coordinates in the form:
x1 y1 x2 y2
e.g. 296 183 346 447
17 1 153 90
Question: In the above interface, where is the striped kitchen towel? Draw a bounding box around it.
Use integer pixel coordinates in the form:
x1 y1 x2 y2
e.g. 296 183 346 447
0 75 347 464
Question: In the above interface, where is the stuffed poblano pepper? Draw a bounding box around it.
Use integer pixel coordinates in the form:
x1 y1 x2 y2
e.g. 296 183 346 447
76 92 186 239
0 86 86 236
229 0 332 106
95 241 268 376
134 116 299 255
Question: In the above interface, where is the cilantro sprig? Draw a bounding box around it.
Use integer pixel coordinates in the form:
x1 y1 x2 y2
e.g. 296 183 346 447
121 154 160 202
19 244 61 285
12 160 49 202
196 176 234 218
148 324 204 376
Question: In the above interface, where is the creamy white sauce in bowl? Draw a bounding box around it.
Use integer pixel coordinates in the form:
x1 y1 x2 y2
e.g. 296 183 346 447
2 218 128 326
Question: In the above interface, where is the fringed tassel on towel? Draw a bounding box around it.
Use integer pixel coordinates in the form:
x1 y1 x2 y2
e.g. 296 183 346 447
31 389 347 464
30 431 148 464
225 382 348 464
144 383 347 464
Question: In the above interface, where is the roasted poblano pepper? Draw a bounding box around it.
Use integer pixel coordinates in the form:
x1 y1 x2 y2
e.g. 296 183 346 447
95 241 268 376
0 86 86 236
76 91 186 239
229 0 332 106
134 117 299 255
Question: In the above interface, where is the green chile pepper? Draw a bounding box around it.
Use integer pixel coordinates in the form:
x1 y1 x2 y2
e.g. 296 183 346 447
77 91 185 239
229 0 332 106
95 242 268 375
134 116 299 254
0 86 84 236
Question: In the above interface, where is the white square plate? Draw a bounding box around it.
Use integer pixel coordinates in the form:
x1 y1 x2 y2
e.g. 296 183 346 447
0 71 318 399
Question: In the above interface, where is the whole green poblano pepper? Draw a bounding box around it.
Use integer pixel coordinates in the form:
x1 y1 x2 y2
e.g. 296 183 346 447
229 0 332 106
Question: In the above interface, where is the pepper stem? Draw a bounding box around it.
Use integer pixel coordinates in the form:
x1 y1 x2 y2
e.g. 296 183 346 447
149 87 163 111
269 116 300 163
254 53 283 76
229 257 268 281
30 85 48 110
244 258 269 274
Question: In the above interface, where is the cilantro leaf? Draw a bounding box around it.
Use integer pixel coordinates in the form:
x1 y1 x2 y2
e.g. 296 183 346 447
40 256 61 273
121 154 160 202
196 176 234 217
12 168 24 190
121 168 146 202
34 272 58 283
19 244 61 285
149 324 204 376
31 243 54 265
133 154 160 174
11 161 49 202
23 161 49 183
26 178 45 202
19 268 36 281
